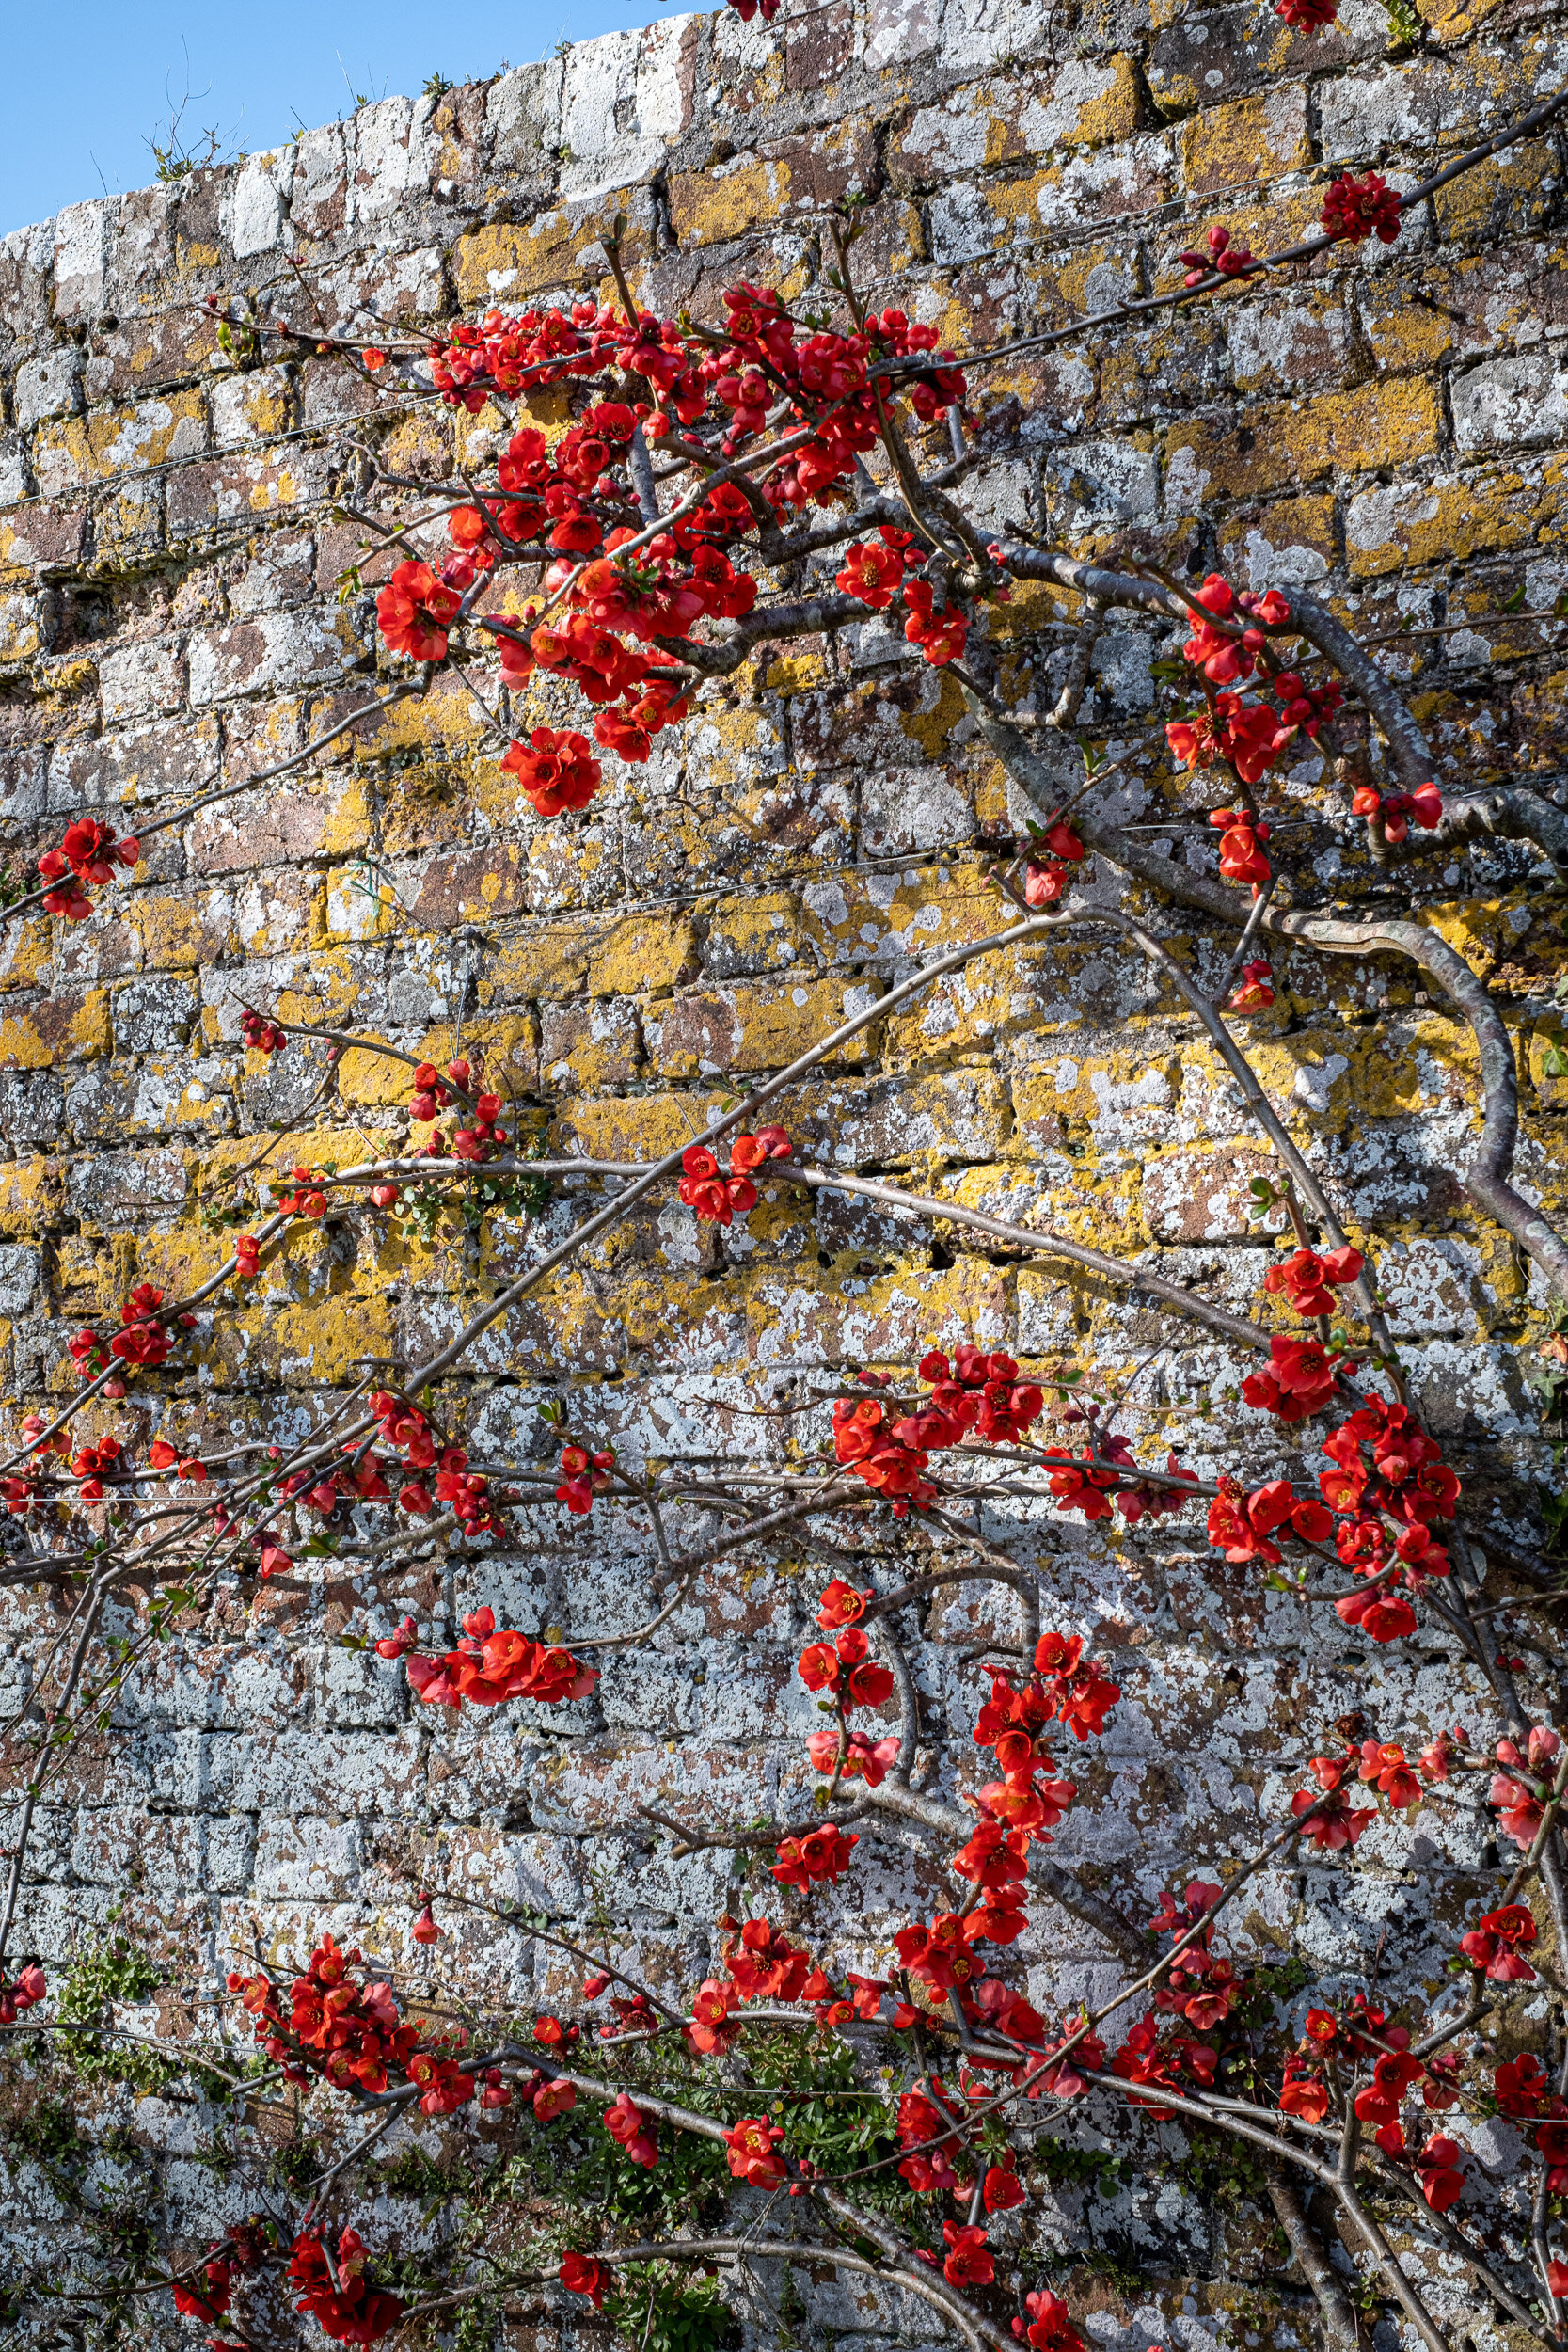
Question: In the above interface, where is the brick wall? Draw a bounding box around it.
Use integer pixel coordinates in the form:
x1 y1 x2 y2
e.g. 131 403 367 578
2 0 1566 2332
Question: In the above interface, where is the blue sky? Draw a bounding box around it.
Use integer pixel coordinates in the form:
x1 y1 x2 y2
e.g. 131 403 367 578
3 0 669 236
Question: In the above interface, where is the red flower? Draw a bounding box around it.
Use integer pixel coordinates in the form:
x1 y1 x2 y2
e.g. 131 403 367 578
807 1726 901 1785
290 2228 404 2344
1167 699 1286 787
1229 957 1275 1012
725 2115 787 2188
1415 2134 1465 2212
171 2256 232 2322
770 1825 859 1887
1458 1903 1538 1982
376 561 460 662
984 2160 1026 2212
1493 2053 1549 2116
1334 1586 1418 1643
501 725 602 817
1275 0 1338 23
1291 1755 1372 1850
903 577 969 665
816 1578 872 1629
1216 817 1271 887
1322 170 1402 245
1358 1740 1420 1808
560 2251 608 2310
1016 2291 1085 2352
1263 1245 1365 1319
1279 2073 1331 2123
1242 1332 1342 1421
1178 226 1259 288
836 538 907 609
603 2090 658 2169
942 2222 994 2287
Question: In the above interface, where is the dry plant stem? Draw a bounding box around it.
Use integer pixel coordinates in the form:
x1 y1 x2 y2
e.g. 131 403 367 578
1263 2169 1360 2350
774 1166 1275 1349
539 2067 999 2351
575 2241 992 2352
965 688 1568 1299
1104 907 1399 1352
1367 2157 1544 2334
297 908 1078 1452
0 1575 109 1969
1333 2179 1451 2352
950 83 1568 377
0 683 422 930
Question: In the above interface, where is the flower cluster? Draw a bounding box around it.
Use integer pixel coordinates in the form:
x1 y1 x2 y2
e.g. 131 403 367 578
771 1823 860 1888
1490 1725 1562 1849
1208 1384 1461 1641
1240 1331 1344 1420
501 725 602 816
679 1126 792 1224
69 1286 192 1387
227 1931 472 2111
835 525 971 665
1164 578 1355 815
1047 1431 1196 1526
1351 781 1445 841
38 818 140 920
240 1008 288 1054
376 560 461 661
1022 821 1086 906
1322 169 1402 245
831 1344 1047 1515
400 1604 599 1711
1178 224 1259 286
403 1057 510 1167
724 2114 787 2187
555 1441 616 1515
1263 1243 1365 1318
1015 2291 1087 2352
290 2227 404 2345
1110 2010 1220 2118
798 1625 895 1711
1148 1882 1253 2036
383 288 974 766
0 1961 45 2025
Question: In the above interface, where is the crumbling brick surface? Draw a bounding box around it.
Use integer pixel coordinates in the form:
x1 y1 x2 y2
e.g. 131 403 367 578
1 3 1566 2338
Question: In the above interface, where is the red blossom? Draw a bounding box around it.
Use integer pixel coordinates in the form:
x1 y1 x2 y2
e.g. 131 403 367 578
1263 1244 1365 1319
725 2114 787 2187
942 2221 994 2287
560 2251 609 2309
1458 1903 1539 1982
500 725 602 817
1322 170 1402 245
376 561 461 661
1014 2290 1085 2352
771 1825 860 1888
290 2228 404 2344
602 2090 658 2168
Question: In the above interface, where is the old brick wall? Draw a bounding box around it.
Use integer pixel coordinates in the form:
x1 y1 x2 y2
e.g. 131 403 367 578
2 0 1568 2333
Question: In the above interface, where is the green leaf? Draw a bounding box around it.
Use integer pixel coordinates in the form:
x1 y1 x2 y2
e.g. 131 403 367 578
1501 581 1527 612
